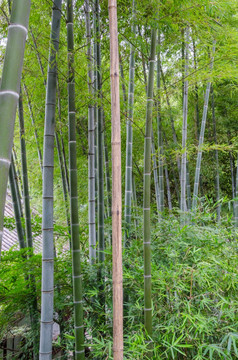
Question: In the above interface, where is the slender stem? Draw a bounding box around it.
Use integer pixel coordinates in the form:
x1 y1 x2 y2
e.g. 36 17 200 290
124 0 135 245
181 27 189 220
85 0 96 263
67 0 85 357
143 28 157 343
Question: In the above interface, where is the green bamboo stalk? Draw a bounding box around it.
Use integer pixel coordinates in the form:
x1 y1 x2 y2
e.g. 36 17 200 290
39 1 62 358
143 28 157 342
67 0 85 358
12 148 24 219
124 0 135 245
157 32 164 213
56 75 70 195
94 0 105 291
151 132 160 213
192 44 215 210
55 131 71 233
18 88 33 248
9 158 25 249
109 1 123 357
119 54 127 115
85 0 96 263
211 85 221 221
192 38 200 140
180 28 189 219
0 0 30 257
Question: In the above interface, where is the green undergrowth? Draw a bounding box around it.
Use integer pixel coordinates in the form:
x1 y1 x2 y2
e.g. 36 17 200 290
1 209 238 359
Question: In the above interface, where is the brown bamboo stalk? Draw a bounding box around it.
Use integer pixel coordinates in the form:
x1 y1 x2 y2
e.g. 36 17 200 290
108 0 123 359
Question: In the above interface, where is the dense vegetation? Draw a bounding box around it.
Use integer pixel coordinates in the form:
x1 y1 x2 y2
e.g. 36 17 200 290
0 0 238 359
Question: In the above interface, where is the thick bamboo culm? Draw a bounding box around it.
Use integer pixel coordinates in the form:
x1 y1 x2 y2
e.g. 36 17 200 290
143 28 157 344
108 0 123 359
67 0 85 358
39 1 62 358
0 0 31 257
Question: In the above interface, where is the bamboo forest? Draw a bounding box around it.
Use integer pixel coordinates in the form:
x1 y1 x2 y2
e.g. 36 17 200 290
1 0 238 359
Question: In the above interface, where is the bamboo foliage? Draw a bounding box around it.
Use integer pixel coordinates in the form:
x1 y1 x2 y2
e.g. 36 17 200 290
124 0 135 245
109 1 123 358
67 0 85 357
143 28 157 341
39 1 62 358
192 44 215 210
0 0 31 257
85 0 96 263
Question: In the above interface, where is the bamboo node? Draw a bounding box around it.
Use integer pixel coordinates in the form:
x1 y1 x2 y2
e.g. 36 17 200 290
9 23 27 34
0 90 19 99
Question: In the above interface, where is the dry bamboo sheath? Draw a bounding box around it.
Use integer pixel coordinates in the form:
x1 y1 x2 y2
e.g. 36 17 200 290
108 0 123 359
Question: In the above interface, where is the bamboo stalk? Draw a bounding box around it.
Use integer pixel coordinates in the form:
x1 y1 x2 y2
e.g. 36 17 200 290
124 0 135 245
180 27 189 220
67 0 85 357
85 0 96 263
95 0 105 270
39 1 62 358
0 0 31 257
109 0 123 358
18 88 33 248
157 32 164 213
143 28 157 344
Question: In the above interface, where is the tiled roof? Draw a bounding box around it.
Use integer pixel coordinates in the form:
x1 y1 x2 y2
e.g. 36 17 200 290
2 190 42 253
